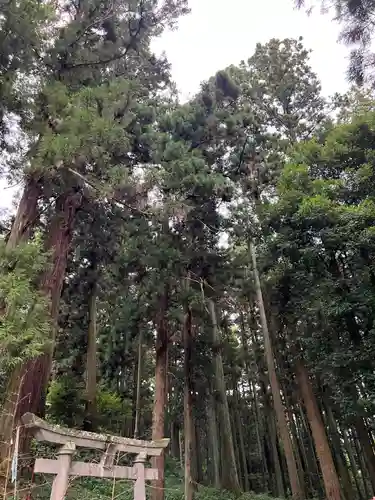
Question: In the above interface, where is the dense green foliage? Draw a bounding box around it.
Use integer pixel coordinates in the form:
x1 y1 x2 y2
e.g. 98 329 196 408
3 2 375 500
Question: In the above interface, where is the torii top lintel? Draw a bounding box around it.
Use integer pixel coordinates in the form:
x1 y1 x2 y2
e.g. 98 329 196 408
21 413 169 457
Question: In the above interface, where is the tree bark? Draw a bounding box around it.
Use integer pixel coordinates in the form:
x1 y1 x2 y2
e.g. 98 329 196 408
352 428 372 499
234 386 250 491
250 242 304 500
179 428 184 470
239 310 268 490
297 406 322 497
343 429 365 500
134 330 143 438
184 301 195 500
193 415 201 484
170 421 180 460
151 288 169 500
295 360 342 500
285 397 306 496
208 299 241 493
0 190 81 465
323 402 355 500
264 383 285 498
6 177 42 251
206 385 220 488
84 273 98 431
354 416 375 494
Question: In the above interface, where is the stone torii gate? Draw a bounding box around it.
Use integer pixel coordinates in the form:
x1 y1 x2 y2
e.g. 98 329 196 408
21 413 169 500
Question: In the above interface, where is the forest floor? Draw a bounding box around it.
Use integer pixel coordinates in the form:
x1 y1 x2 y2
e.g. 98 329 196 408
22 458 280 500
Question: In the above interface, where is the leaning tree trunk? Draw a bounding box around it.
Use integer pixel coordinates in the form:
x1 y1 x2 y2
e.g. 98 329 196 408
208 299 240 493
0 177 42 322
151 288 169 500
0 190 82 466
296 360 342 500
6 176 42 251
250 242 304 500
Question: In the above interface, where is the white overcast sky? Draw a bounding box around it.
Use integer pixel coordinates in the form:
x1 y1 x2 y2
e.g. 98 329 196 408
0 0 349 214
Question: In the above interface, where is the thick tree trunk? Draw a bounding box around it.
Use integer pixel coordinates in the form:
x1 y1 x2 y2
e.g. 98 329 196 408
250 242 304 500
151 288 169 500
6 177 42 250
295 360 342 500
84 274 98 431
184 303 195 500
208 299 240 493
134 330 143 439
0 190 81 468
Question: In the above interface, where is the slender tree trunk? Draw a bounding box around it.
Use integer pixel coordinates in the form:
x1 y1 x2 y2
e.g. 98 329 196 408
323 402 356 500
264 385 285 498
295 360 342 500
134 330 143 438
253 379 270 490
354 416 375 494
179 428 184 470
298 406 322 497
170 422 180 460
193 416 201 483
239 310 268 489
286 402 306 496
234 386 250 491
184 301 195 500
343 429 364 500
84 273 98 431
268 320 308 497
130 359 138 437
352 428 372 499
231 403 242 487
208 299 240 493
206 385 220 488
0 190 81 465
151 288 169 500
250 242 304 500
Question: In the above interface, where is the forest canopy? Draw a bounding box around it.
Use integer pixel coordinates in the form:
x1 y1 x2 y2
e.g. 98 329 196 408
1 2 375 500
